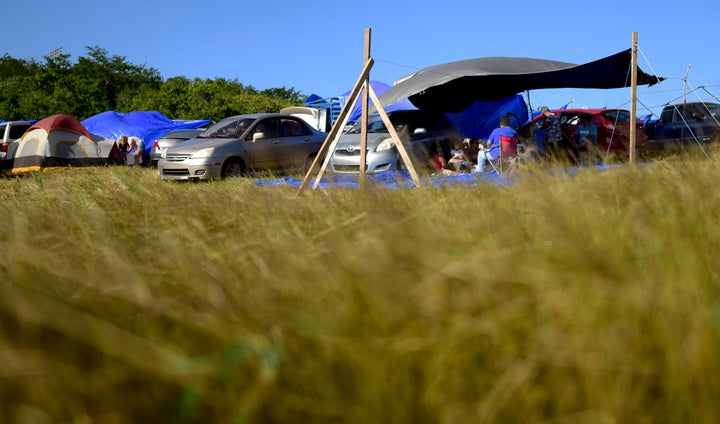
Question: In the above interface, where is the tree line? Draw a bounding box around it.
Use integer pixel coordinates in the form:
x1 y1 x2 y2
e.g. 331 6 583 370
0 46 306 123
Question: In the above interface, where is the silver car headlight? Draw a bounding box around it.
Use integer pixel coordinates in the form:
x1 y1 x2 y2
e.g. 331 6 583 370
190 147 215 159
375 137 395 152
160 148 167 159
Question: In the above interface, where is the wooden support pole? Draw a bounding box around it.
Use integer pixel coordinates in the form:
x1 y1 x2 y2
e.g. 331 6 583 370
295 58 374 195
629 31 638 164
367 84 423 187
359 28 371 186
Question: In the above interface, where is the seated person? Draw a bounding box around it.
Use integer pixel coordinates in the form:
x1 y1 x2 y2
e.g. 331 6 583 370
477 115 517 172
448 141 471 172
428 149 455 176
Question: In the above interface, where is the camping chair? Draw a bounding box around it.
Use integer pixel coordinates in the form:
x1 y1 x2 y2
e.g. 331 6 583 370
485 134 519 174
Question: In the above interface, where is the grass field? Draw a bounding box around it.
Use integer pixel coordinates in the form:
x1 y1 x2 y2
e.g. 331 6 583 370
2 153 720 423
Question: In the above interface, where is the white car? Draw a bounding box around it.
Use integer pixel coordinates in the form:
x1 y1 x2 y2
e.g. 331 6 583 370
1 120 33 161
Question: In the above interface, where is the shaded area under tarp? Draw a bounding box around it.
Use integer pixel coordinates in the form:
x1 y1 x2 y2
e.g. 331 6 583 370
378 49 664 113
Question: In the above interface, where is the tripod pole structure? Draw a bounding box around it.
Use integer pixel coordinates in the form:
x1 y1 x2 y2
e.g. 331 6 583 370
295 58 374 195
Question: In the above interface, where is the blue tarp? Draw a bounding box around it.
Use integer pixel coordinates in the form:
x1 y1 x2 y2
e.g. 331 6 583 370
252 163 654 190
253 170 515 189
445 95 528 140
82 111 211 156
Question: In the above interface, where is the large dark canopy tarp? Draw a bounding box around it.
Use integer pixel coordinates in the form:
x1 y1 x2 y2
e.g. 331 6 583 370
378 49 664 113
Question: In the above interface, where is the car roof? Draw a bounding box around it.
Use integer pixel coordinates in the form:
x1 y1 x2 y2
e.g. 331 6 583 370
159 128 206 138
219 113 301 121
530 108 629 123
0 120 34 125
555 108 627 114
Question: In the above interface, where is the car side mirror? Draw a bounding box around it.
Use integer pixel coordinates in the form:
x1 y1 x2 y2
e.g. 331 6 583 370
252 132 265 141
413 127 427 136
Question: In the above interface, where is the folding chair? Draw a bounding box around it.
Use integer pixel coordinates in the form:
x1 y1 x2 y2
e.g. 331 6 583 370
485 134 519 174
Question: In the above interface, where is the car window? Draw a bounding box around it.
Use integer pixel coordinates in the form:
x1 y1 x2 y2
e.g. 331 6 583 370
280 118 310 137
8 124 31 139
251 119 280 140
204 118 254 138
348 115 387 133
559 113 581 125
602 110 630 123
704 104 720 118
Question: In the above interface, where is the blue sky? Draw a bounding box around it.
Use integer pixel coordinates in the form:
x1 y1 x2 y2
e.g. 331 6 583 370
3 0 718 119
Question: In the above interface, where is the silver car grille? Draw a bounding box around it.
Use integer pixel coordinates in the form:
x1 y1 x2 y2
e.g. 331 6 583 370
165 153 192 162
334 147 368 157
162 169 191 176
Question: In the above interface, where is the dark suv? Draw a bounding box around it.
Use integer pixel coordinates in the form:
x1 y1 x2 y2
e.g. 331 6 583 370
328 110 463 173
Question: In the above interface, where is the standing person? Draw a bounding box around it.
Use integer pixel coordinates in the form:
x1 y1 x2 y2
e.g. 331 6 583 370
116 135 129 165
127 136 145 166
476 115 518 172
575 113 600 165
540 106 562 159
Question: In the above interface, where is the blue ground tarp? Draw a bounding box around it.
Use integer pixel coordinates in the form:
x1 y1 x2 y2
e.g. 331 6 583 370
252 163 653 190
254 170 516 189
82 111 211 156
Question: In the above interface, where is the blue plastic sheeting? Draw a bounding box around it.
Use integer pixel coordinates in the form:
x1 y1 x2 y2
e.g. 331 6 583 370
253 170 515 189
82 111 211 156
252 163 656 190
445 95 529 140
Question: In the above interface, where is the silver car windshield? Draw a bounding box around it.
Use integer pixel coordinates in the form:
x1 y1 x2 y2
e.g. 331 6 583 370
348 114 398 134
201 118 255 138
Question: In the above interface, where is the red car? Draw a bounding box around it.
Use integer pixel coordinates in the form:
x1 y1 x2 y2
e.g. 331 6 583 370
520 108 650 158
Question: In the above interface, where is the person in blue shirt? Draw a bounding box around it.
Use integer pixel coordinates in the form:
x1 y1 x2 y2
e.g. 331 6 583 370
476 115 518 172
575 113 600 165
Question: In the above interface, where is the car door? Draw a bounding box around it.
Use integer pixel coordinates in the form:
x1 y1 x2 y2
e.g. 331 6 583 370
244 118 284 170
277 117 317 170
688 103 720 142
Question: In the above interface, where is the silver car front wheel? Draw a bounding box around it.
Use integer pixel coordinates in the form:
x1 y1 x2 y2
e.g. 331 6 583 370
221 159 245 178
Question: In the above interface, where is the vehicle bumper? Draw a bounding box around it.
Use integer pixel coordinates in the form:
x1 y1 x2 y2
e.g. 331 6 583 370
157 158 223 180
328 149 399 174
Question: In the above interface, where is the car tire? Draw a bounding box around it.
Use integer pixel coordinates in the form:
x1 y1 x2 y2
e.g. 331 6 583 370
221 158 245 179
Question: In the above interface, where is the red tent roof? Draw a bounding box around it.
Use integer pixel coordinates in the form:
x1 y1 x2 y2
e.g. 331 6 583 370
29 114 93 139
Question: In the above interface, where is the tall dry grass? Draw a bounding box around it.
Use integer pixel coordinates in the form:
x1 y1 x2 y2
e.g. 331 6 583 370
1 156 720 423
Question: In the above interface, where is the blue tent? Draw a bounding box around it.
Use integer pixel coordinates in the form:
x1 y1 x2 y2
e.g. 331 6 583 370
82 111 211 157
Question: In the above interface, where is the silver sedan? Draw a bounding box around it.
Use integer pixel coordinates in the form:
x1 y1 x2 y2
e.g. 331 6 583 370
158 113 326 181
328 110 462 174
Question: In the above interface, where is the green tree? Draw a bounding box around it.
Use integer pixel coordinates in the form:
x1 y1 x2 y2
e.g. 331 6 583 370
0 47 307 122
